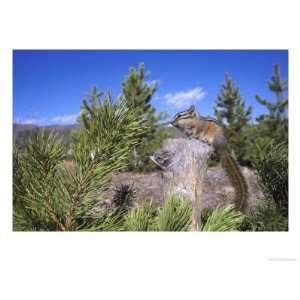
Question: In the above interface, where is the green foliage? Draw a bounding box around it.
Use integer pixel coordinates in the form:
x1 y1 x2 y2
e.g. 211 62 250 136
251 140 288 216
243 64 288 218
214 73 252 165
13 130 66 230
76 89 145 158
13 140 25 203
122 63 171 171
14 124 75 158
122 63 158 118
156 195 192 231
256 64 288 122
93 208 126 232
243 64 288 167
13 140 34 231
201 204 245 231
239 200 288 231
254 64 288 146
124 203 157 231
13 90 146 231
77 85 104 128
13 124 39 149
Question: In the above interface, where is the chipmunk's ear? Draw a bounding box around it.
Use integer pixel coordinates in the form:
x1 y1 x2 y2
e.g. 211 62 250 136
188 105 195 112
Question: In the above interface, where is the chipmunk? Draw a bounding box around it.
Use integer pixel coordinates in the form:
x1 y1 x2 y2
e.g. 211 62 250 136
170 105 248 211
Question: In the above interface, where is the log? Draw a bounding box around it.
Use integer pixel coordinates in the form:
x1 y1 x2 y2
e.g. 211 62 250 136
151 138 213 230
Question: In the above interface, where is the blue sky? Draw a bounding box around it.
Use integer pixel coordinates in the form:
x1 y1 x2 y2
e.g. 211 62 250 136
13 50 288 125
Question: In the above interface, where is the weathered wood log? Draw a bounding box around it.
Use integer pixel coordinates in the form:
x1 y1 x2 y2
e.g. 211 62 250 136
151 138 213 230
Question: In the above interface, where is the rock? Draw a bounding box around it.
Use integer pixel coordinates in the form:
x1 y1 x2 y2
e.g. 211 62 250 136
104 165 264 211
202 166 264 210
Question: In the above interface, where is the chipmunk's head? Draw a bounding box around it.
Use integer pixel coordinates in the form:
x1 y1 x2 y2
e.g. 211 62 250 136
170 105 198 130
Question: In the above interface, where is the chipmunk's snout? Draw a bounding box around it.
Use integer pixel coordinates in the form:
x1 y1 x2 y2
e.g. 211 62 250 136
170 116 177 126
170 113 181 126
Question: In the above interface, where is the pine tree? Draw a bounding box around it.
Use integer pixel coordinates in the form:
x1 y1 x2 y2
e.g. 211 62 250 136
214 73 252 164
255 64 288 143
77 85 104 129
122 63 169 170
13 91 146 231
122 63 158 119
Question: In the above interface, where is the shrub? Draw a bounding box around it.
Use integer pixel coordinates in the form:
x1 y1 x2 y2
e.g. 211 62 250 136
156 195 192 231
201 204 245 231
13 93 146 231
251 140 288 216
239 200 288 231
124 203 157 231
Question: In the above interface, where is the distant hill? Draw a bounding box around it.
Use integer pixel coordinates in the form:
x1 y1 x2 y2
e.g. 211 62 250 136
13 123 79 149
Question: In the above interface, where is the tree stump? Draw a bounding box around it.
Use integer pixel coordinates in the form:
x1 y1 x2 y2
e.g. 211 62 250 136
151 138 213 230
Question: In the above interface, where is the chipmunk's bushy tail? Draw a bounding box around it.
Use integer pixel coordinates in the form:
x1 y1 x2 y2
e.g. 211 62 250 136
219 149 248 211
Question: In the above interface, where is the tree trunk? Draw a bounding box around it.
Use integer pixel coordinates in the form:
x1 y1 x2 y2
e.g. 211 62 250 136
151 138 213 230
